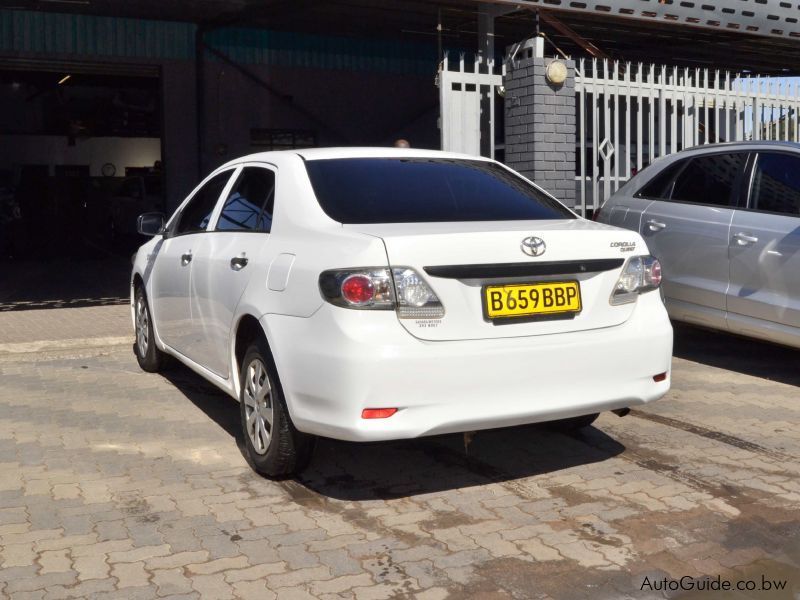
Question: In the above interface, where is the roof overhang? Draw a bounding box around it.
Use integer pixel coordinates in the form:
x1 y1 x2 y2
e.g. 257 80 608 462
3 1 800 74
478 0 800 42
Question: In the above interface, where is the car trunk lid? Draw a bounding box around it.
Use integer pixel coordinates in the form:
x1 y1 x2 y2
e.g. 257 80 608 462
347 219 644 341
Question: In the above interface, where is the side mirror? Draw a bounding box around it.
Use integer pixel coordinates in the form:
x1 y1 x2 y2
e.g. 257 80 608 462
137 212 166 236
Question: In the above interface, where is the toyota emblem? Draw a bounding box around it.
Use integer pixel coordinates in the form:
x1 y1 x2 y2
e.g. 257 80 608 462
521 236 546 257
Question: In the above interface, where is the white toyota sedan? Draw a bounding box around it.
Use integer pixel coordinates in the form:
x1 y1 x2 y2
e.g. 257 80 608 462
131 148 673 477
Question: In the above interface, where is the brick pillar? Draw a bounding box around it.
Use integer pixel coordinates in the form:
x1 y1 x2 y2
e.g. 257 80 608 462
504 56 576 207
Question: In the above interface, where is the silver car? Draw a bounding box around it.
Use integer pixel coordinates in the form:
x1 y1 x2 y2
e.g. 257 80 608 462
597 141 800 349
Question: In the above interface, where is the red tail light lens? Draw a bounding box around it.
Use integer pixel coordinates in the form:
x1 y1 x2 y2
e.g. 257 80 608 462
653 372 668 382
341 274 375 306
648 259 663 287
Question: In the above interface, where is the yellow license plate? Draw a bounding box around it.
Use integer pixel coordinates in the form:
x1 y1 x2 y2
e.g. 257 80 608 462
483 281 582 320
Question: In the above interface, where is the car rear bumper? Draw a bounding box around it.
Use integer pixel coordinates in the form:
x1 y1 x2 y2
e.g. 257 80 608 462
262 292 673 442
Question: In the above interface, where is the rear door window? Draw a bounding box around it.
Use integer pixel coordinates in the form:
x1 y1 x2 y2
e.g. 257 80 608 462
669 153 745 207
216 167 276 232
634 161 685 199
751 152 800 216
304 158 574 224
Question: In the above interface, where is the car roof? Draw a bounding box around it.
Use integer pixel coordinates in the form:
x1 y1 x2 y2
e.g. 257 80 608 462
635 140 800 173
680 140 800 153
220 147 492 166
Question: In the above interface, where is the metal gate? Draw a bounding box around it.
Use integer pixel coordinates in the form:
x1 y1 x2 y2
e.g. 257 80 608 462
438 53 504 159
576 59 800 214
439 53 800 215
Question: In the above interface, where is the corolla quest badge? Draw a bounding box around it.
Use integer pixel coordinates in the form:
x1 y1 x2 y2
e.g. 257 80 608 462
521 236 546 257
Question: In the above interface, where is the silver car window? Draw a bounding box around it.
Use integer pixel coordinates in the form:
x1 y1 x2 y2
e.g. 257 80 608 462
634 160 685 200
669 153 745 207
751 153 800 216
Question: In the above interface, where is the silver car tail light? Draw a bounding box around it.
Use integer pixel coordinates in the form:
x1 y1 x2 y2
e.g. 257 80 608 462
610 255 662 305
319 267 444 318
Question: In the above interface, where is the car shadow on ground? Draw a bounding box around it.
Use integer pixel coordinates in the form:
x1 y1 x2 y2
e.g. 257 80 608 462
160 361 625 501
297 426 624 501
159 365 245 444
672 322 799 387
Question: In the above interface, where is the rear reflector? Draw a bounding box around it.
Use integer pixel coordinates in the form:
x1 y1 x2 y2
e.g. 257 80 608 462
653 372 668 382
361 408 398 419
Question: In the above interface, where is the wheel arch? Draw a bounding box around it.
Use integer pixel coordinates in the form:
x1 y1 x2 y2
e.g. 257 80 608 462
232 314 280 403
131 272 145 336
233 314 263 381
231 313 304 425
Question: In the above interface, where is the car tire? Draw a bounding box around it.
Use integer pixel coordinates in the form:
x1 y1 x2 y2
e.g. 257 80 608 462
133 285 167 373
547 412 600 432
239 338 315 478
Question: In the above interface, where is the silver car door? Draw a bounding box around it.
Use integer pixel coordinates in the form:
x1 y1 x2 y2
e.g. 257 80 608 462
640 152 746 330
728 151 800 337
151 169 235 358
598 160 684 232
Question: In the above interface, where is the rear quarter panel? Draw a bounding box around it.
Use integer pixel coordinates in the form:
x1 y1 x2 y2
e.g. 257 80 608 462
235 153 393 321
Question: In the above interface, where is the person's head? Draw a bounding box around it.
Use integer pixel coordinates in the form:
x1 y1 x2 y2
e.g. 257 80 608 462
393 139 410 149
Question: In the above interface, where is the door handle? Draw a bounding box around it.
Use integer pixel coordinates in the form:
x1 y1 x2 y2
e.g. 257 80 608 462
181 252 192 266
230 255 249 271
733 232 759 246
646 219 666 231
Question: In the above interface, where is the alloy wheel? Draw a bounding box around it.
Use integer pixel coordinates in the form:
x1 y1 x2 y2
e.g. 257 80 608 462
135 296 149 358
243 358 274 455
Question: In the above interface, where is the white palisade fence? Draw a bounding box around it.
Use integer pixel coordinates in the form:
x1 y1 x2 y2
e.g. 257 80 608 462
438 53 505 159
576 58 800 214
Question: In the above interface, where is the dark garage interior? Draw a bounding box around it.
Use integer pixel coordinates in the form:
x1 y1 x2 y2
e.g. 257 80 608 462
0 65 163 259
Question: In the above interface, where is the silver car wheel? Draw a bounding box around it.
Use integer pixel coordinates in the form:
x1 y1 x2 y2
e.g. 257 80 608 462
243 358 273 455
135 296 149 358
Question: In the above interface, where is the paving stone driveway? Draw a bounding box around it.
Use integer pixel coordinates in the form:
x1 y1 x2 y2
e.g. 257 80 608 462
0 306 798 599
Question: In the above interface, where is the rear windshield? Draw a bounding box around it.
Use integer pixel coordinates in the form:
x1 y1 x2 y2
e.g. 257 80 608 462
304 158 575 224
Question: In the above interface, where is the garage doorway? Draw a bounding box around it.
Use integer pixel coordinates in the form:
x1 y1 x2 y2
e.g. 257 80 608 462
0 59 163 310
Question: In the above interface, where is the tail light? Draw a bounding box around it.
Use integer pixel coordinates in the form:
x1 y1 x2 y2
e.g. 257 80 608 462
610 255 662 305
319 267 444 319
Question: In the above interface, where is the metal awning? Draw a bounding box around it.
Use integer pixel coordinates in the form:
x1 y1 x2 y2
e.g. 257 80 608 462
3 0 800 74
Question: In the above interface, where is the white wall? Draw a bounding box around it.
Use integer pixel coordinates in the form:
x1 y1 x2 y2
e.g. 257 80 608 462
0 135 161 177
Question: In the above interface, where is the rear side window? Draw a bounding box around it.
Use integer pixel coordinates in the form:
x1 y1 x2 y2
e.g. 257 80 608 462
635 161 684 199
216 167 276 232
669 153 745 207
175 170 232 235
304 158 574 224
751 153 800 216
